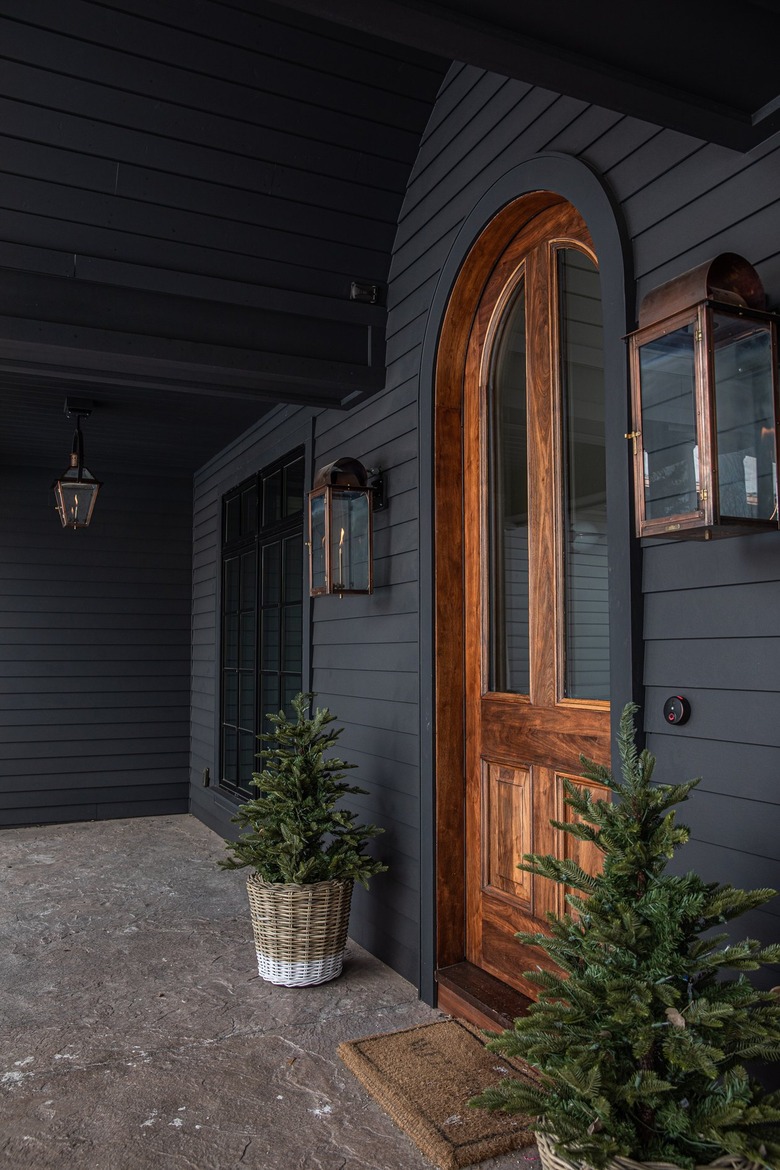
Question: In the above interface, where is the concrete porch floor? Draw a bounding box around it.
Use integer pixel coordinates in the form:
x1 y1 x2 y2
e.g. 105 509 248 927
0 814 543 1170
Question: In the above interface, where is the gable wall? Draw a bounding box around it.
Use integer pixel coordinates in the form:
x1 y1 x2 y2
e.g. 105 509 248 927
394 64 780 980
190 64 780 989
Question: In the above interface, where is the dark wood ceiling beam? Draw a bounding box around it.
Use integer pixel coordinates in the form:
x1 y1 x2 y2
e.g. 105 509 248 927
0 269 385 408
275 0 780 151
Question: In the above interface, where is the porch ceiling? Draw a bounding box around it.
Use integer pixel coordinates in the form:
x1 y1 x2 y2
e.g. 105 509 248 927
0 1 447 480
276 0 780 152
2 0 777 482
0 371 270 480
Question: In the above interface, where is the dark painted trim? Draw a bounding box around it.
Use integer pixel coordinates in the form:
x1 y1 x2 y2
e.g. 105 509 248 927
417 152 640 1005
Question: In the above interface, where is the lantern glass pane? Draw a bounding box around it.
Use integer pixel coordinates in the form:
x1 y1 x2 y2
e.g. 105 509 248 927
713 316 777 521
309 492 327 592
56 480 99 528
638 324 699 520
330 490 370 592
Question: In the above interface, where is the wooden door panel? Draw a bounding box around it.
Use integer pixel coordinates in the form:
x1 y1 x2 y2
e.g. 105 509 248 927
463 201 611 996
556 772 609 916
480 697 608 770
483 760 533 905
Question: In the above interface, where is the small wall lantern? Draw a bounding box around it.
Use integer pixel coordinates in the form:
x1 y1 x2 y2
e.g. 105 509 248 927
627 253 779 538
307 458 379 596
52 399 102 529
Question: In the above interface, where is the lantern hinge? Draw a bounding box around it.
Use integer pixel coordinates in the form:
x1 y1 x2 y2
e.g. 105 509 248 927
625 430 641 455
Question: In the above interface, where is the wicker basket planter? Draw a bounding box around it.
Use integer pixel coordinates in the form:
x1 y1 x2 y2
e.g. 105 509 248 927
536 1131 761 1170
246 873 353 987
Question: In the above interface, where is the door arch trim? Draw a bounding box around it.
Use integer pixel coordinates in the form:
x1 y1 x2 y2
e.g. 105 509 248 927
416 154 639 1003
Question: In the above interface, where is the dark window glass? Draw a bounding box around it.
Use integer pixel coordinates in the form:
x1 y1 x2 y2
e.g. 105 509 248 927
219 450 305 797
487 280 530 695
558 248 609 701
263 470 282 527
285 459 305 517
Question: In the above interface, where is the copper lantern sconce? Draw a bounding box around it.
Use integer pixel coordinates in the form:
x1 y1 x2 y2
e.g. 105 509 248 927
307 458 384 596
627 252 779 539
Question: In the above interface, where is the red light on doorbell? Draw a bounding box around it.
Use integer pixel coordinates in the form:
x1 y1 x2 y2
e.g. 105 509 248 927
663 695 690 725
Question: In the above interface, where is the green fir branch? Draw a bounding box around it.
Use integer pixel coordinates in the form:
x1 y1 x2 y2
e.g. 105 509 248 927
469 703 780 1169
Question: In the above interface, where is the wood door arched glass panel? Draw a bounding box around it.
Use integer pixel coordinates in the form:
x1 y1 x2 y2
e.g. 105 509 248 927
487 279 529 696
558 248 609 701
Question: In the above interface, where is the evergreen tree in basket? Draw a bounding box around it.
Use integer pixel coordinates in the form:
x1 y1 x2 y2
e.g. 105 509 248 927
219 692 386 888
472 703 780 1170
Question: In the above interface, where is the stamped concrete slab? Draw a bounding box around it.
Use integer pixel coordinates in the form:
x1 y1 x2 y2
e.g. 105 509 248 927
0 814 541 1170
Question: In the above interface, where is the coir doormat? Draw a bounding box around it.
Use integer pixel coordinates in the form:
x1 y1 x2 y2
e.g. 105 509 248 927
337 1018 537 1170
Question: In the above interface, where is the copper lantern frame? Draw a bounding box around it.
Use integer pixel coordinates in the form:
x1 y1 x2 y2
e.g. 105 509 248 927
307 457 376 597
627 252 780 539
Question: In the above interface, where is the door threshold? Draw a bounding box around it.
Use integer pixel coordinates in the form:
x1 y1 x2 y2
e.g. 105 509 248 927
436 961 533 1033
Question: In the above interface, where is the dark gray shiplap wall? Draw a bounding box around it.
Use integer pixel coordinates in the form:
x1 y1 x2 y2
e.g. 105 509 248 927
393 63 780 978
190 62 780 989
190 387 420 981
309 382 421 980
0 469 192 826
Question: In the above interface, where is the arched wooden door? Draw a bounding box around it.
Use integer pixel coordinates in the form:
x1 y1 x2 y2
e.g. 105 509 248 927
436 195 612 1007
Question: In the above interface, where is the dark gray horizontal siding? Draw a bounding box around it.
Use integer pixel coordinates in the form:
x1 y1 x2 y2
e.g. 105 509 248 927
309 375 421 982
390 60 780 974
188 367 423 980
0 470 192 827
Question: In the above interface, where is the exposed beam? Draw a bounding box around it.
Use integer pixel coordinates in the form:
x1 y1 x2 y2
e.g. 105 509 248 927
277 0 780 151
0 269 386 408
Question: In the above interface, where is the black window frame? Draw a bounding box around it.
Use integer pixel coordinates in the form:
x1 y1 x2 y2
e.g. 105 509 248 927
219 447 305 798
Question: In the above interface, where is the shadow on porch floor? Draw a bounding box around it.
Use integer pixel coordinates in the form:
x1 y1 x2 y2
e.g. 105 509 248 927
0 813 542 1170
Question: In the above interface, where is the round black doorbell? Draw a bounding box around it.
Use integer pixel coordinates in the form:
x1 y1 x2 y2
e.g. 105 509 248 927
663 695 690 725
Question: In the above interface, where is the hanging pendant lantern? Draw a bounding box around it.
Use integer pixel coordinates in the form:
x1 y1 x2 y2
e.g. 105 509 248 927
52 400 102 529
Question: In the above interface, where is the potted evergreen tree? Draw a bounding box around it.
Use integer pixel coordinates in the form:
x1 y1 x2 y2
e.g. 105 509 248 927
220 693 386 986
472 704 780 1170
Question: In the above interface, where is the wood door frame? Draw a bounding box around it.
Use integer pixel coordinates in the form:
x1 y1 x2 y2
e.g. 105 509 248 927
418 158 640 1009
431 187 640 996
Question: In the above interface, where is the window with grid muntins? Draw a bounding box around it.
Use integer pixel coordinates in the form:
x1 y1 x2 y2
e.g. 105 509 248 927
220 450 305 796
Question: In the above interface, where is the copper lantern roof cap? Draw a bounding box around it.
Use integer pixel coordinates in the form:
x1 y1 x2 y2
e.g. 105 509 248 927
637 252 767 330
